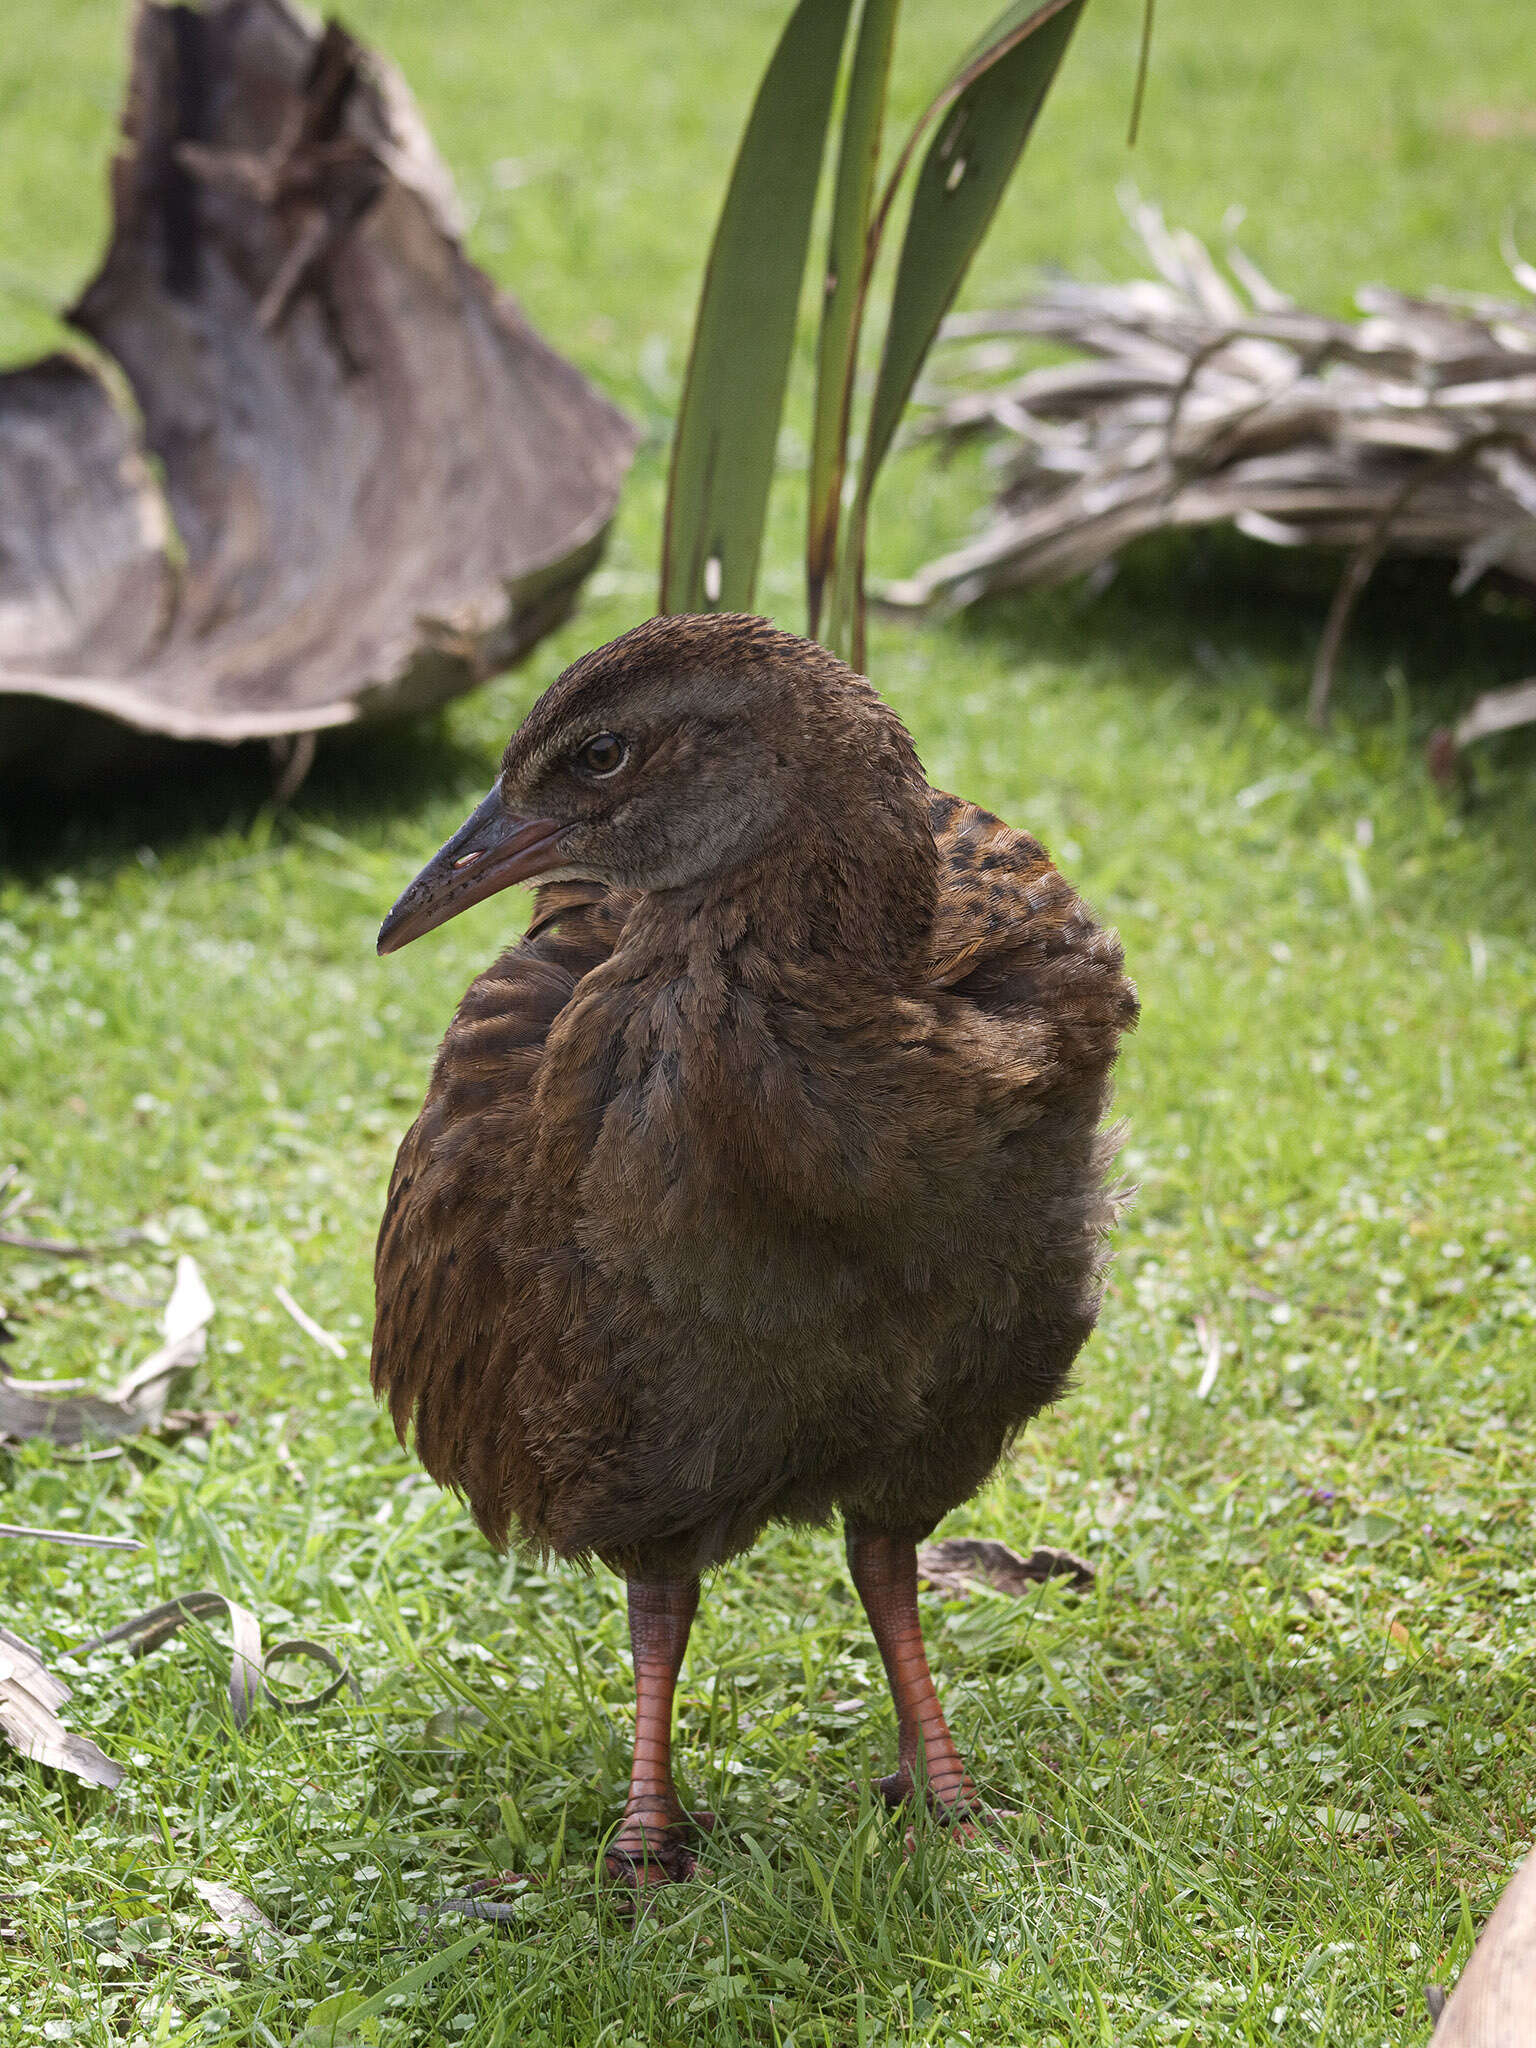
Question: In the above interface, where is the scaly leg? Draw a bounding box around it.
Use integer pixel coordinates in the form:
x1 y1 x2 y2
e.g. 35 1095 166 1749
845 1528 983 1823
606 1576 713 1886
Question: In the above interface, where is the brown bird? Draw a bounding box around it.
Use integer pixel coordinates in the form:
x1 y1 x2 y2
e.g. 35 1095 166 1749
372 614 1136 1885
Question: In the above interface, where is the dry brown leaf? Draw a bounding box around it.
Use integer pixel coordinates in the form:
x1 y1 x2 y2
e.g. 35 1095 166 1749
0 1254 211 1448
191 1877 280 1958
0 1624 123 1790
71 1593 360 1729
917 1536 1096 1599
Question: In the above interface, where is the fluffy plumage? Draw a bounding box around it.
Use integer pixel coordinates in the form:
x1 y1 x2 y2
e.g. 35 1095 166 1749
374 617 1133 1572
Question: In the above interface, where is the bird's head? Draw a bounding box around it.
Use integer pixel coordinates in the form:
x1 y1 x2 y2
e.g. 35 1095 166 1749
377 614 932 956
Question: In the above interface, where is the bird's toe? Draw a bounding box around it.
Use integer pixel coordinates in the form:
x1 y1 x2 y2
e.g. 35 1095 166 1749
604 1831 700 1888
902 1802 1019 1855
874 1767 917 1811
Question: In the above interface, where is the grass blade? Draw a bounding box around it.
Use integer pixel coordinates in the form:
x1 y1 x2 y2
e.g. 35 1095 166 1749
805 0 902 639
314 1926 490 2035
660 0 856 617
838 0 1085 663
1127 0 1156 145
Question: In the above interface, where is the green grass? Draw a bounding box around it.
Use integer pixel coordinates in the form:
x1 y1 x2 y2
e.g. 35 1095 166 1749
2 0 1535 2042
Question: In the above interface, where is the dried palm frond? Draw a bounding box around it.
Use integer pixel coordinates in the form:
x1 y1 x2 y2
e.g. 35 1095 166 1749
0 0 635 790
887 200 1536 760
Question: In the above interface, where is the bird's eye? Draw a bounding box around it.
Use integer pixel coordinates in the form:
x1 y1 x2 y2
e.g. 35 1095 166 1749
574 732 629 778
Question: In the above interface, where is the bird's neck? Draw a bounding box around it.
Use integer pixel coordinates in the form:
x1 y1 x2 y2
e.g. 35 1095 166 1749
623 801 938 993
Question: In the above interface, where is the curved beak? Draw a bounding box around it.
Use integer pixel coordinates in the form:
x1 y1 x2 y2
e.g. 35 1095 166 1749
377 785 566 955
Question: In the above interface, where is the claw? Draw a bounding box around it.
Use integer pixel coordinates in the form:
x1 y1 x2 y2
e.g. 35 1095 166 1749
604 1836 699 1887
873 1766 1016 1851
900 1808 1015 1855
604 1808 716 1889
917 1797 1018 1856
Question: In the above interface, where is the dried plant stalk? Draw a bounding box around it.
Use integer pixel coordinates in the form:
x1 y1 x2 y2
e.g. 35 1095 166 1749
891 201 1536 750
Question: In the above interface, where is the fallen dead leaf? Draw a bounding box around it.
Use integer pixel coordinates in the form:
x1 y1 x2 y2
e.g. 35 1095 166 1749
917 1536 1096 1599
192 1877 280 1958
0 1253 212 1447
0 1624 124 1789
70 1593 360 1729
0 0 635 784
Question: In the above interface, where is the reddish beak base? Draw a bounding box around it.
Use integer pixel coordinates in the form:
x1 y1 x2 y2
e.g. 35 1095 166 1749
377 786 566 954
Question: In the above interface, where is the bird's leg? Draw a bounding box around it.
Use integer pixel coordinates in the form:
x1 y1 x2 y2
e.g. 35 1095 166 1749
845 1528 982 1825
606 1575 713 1886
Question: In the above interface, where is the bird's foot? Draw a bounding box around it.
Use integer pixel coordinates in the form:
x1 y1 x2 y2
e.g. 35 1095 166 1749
903 1810 1015 1854
604 1808 716 1889
873 1768 1014 1851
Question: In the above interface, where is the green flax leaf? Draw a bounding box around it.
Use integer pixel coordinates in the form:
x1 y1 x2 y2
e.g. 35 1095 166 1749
660 0 856 618
805 0 902 641
840 0 1085 664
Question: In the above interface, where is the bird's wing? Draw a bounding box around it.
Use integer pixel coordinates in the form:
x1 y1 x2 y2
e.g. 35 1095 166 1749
370 880 632 1532
925 790 1138 1084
